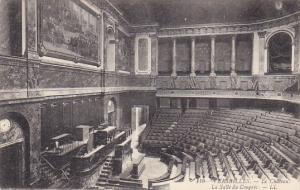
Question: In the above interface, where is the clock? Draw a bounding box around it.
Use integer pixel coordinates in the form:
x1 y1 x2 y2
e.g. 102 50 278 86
0 119 11 133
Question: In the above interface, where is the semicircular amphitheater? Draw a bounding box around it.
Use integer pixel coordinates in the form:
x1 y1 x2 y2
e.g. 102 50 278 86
1 0 300 190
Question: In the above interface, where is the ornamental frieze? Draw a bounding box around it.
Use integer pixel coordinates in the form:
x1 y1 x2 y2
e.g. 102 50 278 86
130 11 300 37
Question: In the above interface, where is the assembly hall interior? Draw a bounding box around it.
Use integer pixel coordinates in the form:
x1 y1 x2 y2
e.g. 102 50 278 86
0 0 300 189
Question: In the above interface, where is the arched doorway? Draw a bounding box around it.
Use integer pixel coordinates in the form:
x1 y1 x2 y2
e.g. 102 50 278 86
267 32 293 73
107 99 116 126
0 113 29 188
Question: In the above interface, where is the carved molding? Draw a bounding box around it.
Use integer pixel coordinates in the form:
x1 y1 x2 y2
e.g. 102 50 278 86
130 11 300 37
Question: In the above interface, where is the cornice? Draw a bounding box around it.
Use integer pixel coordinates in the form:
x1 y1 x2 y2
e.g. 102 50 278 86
132 11 300 36
87 1 300 36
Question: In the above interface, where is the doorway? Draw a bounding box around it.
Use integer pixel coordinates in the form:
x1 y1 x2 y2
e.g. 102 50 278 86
0 116 28 188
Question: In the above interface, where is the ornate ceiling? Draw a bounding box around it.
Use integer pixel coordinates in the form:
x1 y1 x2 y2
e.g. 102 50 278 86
109 0 300 26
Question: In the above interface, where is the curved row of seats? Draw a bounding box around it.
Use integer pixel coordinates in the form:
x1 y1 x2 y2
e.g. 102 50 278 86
143 108 300 183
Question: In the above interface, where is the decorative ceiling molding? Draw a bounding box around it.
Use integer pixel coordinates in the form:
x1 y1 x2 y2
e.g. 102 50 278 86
158 12 300 37
131 11 300 37
90 0 300 37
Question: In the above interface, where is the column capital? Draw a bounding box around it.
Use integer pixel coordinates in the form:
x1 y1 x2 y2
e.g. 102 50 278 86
258 31 267 38
210 35 216 40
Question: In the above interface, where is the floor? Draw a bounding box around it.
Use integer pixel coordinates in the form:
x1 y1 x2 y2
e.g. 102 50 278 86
138 156 168 188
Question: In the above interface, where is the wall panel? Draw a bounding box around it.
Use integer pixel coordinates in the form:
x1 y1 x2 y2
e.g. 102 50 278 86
176 38 191 75
158 39 172 74
195 39 210 74
215 38 231 74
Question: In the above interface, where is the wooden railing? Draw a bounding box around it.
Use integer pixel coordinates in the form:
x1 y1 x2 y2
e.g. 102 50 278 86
40 155 70 186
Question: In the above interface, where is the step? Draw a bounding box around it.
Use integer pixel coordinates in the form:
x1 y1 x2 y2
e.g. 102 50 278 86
102 170 110 174
100 174 108 178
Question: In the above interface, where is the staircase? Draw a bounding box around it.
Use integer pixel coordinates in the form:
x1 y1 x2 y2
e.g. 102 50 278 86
94 156 113 189
40 156 71 188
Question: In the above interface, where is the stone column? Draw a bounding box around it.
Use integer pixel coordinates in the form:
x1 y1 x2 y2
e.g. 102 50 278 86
252 32 260 75
190 37 196 76
294 24 300 73
171 38 177 77
210 36 216 76
258 31 267 75
231 35 237 76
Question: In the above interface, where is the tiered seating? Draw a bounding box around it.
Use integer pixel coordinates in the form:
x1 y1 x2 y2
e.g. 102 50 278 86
229 150 249 179
280 138 300 154
143 108 300 182
195 155 204 179
240 147 257 168
273 142 300 164
253 163 270 181
251 145 272 167
143 109 182 149
207 153 218 180
218 152 235 180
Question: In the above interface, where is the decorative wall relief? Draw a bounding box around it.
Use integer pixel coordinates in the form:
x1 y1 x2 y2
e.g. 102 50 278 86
39 0 101 66
116 30 130 72
230 73 240 89
209 75 217 89
28 66 40 89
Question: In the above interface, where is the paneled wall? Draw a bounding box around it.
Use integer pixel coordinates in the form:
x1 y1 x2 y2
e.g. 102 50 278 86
176 38 191 75
157 34 253 76
215 37 231 74
195 38 211 74
41 96 103 149
158 39 172 74
38 64 102 88
236 34 252 74
116 30 131 72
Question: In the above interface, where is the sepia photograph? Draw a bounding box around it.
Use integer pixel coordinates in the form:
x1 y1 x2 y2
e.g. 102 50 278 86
0 0 300 189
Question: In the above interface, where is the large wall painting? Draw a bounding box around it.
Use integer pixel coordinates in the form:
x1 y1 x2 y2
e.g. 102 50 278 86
0 0 22 56
39 0 101 66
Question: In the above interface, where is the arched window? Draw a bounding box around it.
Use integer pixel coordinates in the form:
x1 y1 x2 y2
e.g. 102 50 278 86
268 32 292 73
